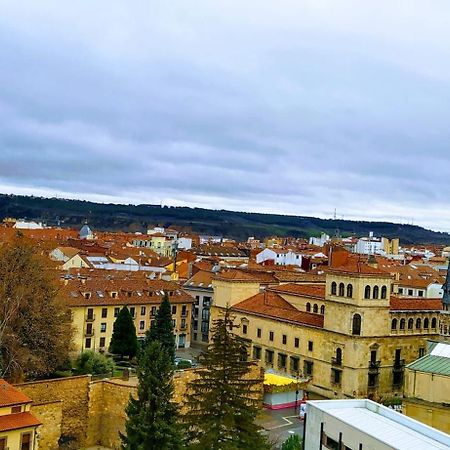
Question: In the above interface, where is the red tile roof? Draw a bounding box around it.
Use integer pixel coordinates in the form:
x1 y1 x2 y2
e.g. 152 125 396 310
390 297 443 311
214 269 277 283
0 412 41 432
232 291 324 328
269 283 325 300
0 379 32 407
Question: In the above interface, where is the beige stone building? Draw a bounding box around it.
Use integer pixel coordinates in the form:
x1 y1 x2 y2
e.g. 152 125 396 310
403 341 450 434
211 259 442 401
61 272 195 353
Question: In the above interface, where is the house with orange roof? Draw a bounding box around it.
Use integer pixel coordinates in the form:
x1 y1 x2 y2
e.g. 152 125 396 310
0 379 41 450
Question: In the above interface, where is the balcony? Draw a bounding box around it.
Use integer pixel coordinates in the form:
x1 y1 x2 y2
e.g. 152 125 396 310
84 329 95 337
331 357 342 367
393 359 405 373
85 314 95 322
179 325 187 331
368 360 381 373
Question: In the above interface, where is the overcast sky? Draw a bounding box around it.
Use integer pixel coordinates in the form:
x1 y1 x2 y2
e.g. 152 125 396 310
1 1 450 231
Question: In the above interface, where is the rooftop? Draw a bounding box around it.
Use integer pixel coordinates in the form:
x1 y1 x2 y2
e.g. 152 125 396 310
0 379 32 407
407 342 450 376
307 399 450 450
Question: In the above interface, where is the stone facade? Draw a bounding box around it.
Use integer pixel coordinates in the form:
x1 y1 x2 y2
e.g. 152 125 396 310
31 401 63 450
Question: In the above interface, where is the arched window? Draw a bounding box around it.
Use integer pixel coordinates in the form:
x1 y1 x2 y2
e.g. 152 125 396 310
346 284 353 298
364 285 371 299
431 317 437 329
331 282 337 295
339 283 345 296
408 318 414 330
373 286 379 299
336 348 342 363
320 305 325 315
306 302 311 312
313 304 318 313
400 318 406 330
381 286 387 299
391 318 398 330
352 314 362 335
424 318 429 329
416 318 422 329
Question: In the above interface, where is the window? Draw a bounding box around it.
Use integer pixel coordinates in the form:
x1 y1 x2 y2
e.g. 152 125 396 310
181 318 186 329
391 318 398 330
282 334 287 345
87 308 94 320
331 281 337 295
172 319 176 327
373 286 379 299
201 321 209 333
172 305 177 314
400 318 406 329
203 296 211 307
308 340 313 351
151 306 157 316
21 432 31 450
313 304 318 313
114 307 120 317
294 337 300 348
265 349 274 364
419 347 425 358
338 283 345 296
101 308 108 318
242 324 248 335
346 284 353 298
416 318 422 329
304 360 313 376
352 314 362 335
320 305 325 314
269 331 274 341
0 438 6 450
408 289 414 296
399 288 404 294
408 318 414 330
193 332 198 341
100 323 106 333
332 368 341 385
335 348 342 364
278 353 287 369
290 356 299 372
139 320 145 330
257 328 262 338
129 307 135 318
306 302 311 312
432 317 437 329
99 337 106 347
141 306 146 316
86 323 93 335
370 349 377 363
364 285 371 299
418 290 424 297
253 346 261 360
11 405 21 413
424 318 429 329
85 338 91 349
381 285 387 299
181 305 187 316
202 309 210 321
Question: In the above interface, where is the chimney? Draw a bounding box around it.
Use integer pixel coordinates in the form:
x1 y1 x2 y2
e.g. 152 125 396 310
367 254 378 268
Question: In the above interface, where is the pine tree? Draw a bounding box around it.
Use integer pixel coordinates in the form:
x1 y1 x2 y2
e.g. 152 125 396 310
121 341 182 450
183 308 270 450
145 293 175 362
109 306 138 359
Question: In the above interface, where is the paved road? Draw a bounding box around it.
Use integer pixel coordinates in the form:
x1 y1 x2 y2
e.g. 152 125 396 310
257 407 304 449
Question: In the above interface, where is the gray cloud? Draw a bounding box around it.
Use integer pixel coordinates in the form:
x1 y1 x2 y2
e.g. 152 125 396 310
1 1 450 230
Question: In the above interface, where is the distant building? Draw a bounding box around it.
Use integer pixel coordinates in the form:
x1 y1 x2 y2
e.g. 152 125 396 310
13 220 44 230
354 232 399 256
404 341 450 434
304 399 450 450
79 224 94 240
256 248 303 267
309 233 330 247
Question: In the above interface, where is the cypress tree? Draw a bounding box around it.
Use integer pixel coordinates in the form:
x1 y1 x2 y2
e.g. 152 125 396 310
183 308 270 450
145 293 175 362
109 306 138 359
121 341 182 450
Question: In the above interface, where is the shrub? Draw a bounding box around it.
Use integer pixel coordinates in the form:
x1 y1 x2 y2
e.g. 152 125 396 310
75 351 114 375
281 434 302 450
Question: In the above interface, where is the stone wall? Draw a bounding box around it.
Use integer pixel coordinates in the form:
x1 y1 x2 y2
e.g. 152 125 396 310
31 401 63 450
16 376 91 449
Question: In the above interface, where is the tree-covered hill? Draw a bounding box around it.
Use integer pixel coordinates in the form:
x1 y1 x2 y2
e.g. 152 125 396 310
0 193 448 244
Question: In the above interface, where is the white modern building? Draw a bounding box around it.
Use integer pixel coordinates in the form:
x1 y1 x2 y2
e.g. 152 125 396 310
256 248 302 267
304 399 450 450
309 233 330 247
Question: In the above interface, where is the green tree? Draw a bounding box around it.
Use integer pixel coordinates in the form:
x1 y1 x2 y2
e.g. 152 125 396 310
0 236 73 382
75 351 114 375
145 293 175 362
121 341 182 450
109 306 138 359
183 308 270 450
281 435 302 450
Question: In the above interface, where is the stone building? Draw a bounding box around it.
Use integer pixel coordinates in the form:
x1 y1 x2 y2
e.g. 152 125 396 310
211 258 442 400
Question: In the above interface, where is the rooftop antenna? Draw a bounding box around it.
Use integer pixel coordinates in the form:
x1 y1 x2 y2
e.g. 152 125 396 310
333 208 337 220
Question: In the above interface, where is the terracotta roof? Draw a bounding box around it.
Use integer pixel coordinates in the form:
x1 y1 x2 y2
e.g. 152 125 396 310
329 257 392 277
232 291 324 328
214 269 277 283
269 283 325 300
0 379 32 407
0 412 41 432
390 297 443 311
184 270 214 289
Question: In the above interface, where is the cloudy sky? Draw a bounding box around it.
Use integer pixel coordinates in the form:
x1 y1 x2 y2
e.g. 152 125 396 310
1 1 450 231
